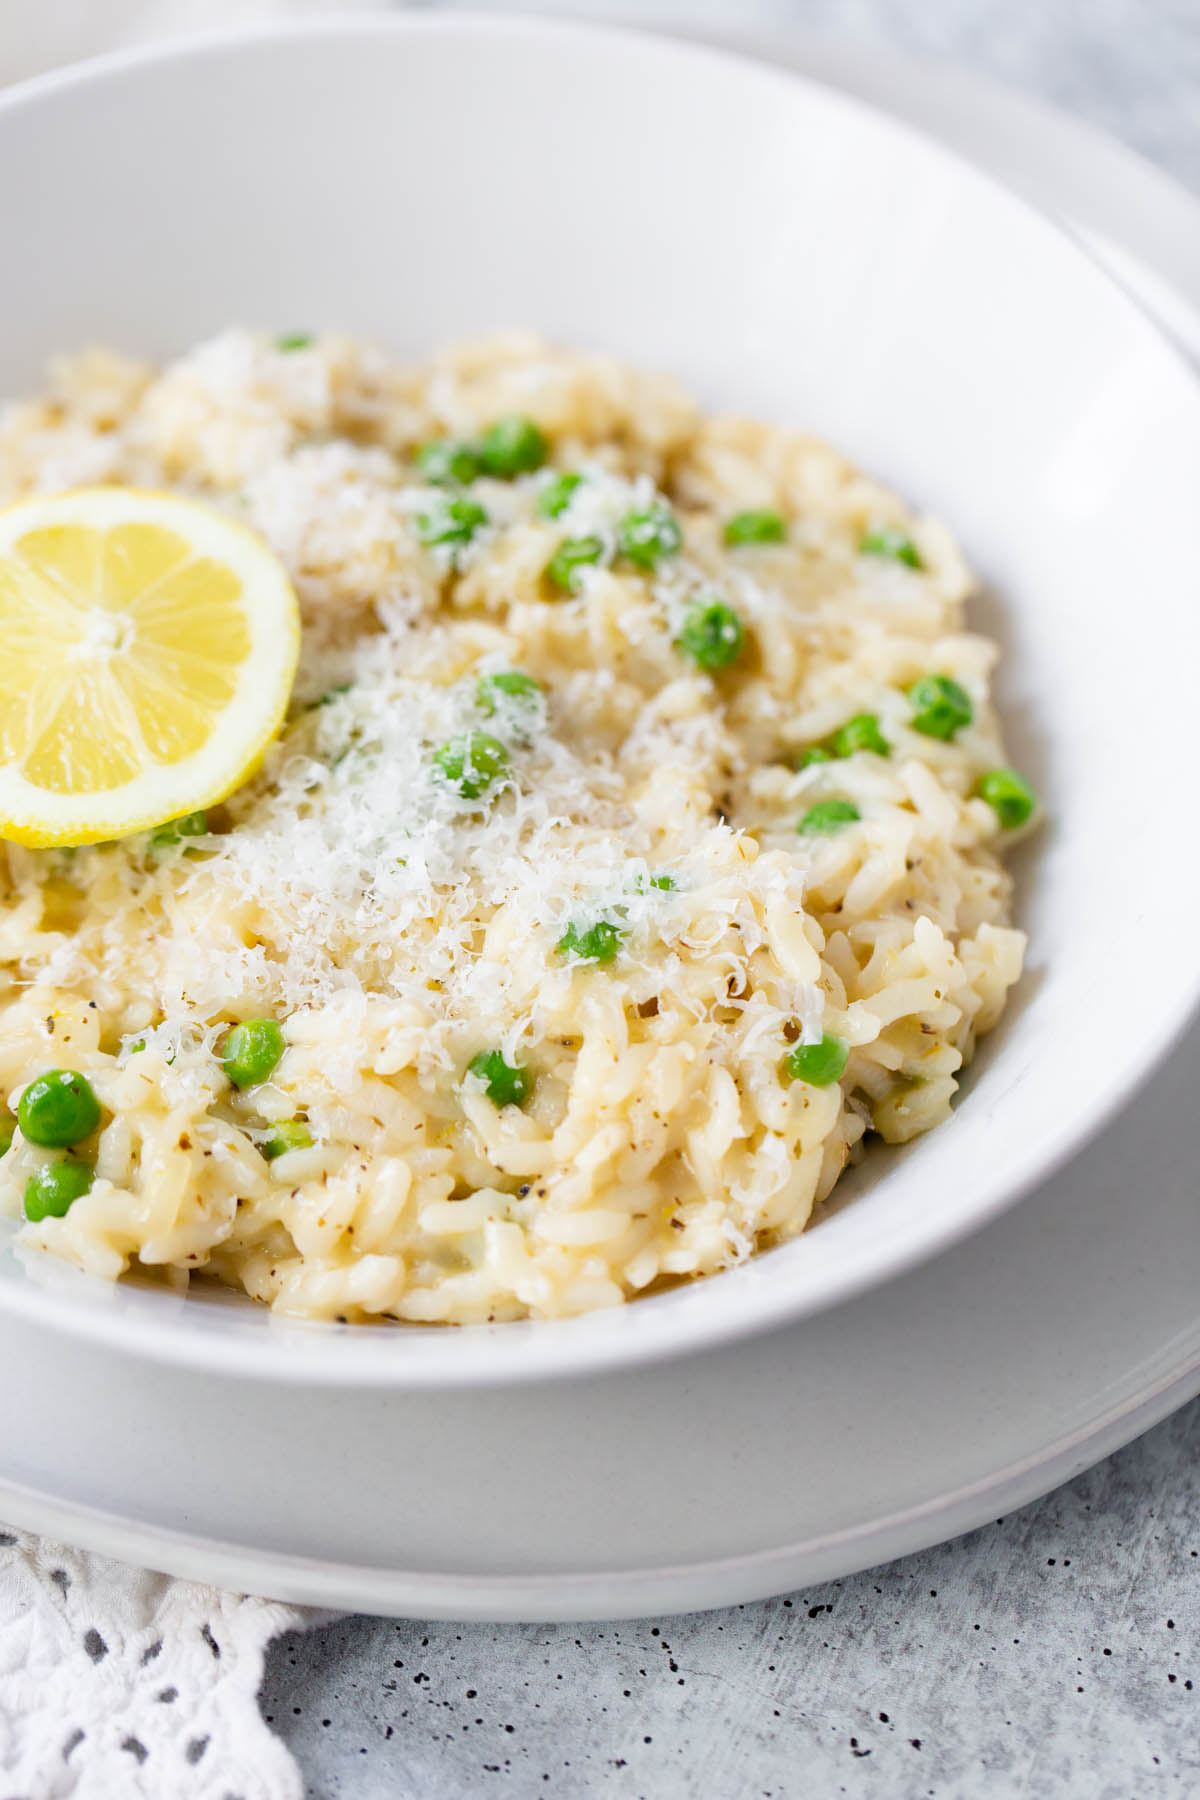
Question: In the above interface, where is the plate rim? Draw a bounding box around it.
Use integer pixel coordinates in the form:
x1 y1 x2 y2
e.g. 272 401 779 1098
1 1333 1194 1621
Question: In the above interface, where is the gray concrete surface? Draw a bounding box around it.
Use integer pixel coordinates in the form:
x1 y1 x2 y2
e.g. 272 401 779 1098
255 2 1199 1793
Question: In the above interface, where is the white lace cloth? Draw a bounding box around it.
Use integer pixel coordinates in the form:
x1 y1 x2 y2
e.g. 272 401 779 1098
0 1528 310 1797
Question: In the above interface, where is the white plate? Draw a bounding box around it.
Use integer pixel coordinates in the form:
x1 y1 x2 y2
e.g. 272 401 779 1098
1 17 1200 1382
0 35 1196 1618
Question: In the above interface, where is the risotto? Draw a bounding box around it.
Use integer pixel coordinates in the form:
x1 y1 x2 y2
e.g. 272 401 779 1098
0 330 1033 1323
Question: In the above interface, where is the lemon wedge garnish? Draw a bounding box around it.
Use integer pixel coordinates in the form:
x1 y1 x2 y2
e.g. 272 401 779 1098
0 487 300 847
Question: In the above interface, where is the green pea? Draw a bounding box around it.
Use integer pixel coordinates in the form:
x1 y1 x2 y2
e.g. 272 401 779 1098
724 509 786 547
828 713 889 759
466 1050 533 1109
25 1158 94 1221
479 415 548 478
275 333 313 352
676 599 744 673
416 439 482 487
798 800 861 835
263 1120 314 1161
556 920 624 964
861 527 922 568
221 1020 286 1089
416 495 489 552
149 811 208 853
797 745 835 770
976 767 1037 829
18 1069 101 1148
618 503 683 570
476 670 543 718
0 1118 13 1157
784 1032 849 1087
545 535 604 594
908 674 973 740
537 471 583 520
433 732 510 801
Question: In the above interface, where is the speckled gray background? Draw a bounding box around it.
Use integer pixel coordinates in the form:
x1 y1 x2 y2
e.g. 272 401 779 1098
252 1 1200 1790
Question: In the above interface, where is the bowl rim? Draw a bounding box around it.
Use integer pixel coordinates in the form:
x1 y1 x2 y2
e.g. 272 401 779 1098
1 10 1199 1388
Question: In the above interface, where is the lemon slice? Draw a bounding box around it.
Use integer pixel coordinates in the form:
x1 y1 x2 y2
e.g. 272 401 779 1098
0 487 300 847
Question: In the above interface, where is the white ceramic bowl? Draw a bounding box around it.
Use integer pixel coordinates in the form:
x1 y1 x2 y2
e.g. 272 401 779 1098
1 15 1198 1388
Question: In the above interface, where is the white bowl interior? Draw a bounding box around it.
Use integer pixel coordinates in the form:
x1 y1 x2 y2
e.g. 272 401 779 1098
0 17 1198 1384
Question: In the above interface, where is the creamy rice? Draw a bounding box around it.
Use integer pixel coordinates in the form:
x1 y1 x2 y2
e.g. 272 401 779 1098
0 331 1028 1323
